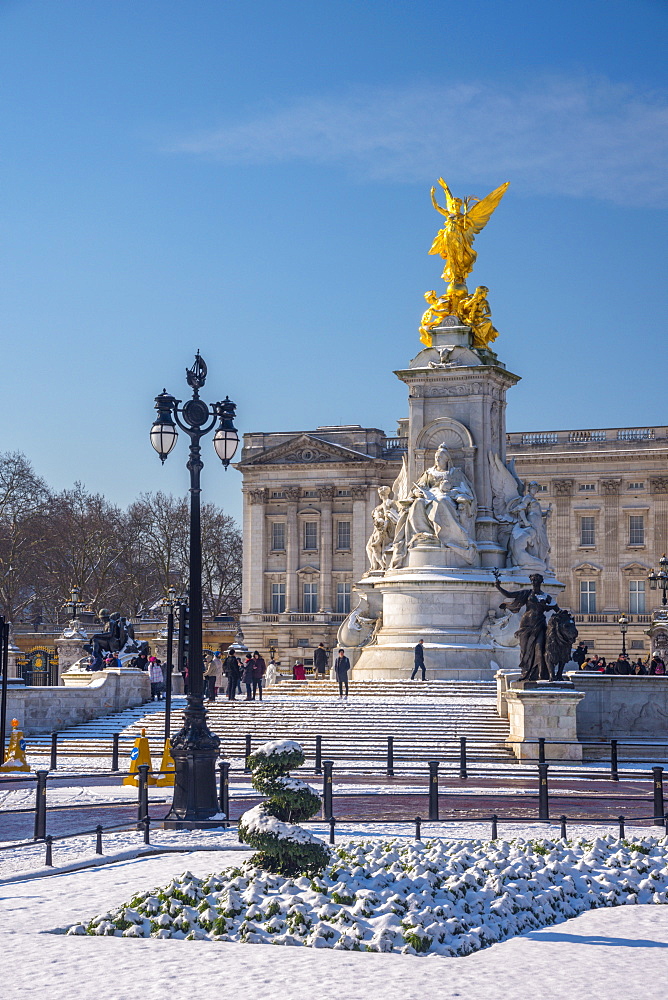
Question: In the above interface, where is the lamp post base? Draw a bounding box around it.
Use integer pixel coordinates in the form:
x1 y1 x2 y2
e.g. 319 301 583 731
163 700 221 824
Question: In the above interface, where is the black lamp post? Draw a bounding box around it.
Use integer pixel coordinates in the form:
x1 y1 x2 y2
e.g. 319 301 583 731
161 586 177 745
150 353 239 823
618 614 628 657
649 556 668 607
65 586 85 623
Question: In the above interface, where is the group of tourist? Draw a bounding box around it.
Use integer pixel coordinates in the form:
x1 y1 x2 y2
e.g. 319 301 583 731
572 642 666 675
203 649 268 703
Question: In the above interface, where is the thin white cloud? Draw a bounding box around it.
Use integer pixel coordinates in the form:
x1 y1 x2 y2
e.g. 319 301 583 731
173 76 668 206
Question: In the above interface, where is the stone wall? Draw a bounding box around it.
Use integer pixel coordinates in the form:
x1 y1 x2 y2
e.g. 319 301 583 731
6 668 151 736
565 671 668 740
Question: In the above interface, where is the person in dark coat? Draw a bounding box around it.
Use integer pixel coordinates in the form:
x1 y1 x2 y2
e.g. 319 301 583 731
335 648 351 699
411 639 426 681
242 654 254 700
252 651 266 701
615 653 631 675
223 649 240 701
572 642 588 667
314 643 328 680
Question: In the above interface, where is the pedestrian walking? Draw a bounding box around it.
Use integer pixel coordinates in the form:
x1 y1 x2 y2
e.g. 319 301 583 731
411 639 426 681
149 657 163 700
252 650 266 700
223 648 240 700
242 653 254 700
314 643 328 680
335 648 351 700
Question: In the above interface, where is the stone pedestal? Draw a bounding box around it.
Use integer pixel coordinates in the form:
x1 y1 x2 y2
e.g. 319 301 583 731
506 686 585 761
495 667 521 719
54 633 90 685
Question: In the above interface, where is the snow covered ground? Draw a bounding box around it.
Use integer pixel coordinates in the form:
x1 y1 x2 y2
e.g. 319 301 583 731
3 830 668 1000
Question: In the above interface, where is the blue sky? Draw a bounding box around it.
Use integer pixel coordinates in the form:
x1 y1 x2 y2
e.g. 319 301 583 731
0 0 666 525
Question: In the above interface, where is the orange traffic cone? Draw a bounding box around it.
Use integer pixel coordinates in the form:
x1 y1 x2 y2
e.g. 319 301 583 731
0 719 31 772
122 728 156 786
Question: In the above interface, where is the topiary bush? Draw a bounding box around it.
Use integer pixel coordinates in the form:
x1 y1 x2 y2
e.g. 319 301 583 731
238 739 330 876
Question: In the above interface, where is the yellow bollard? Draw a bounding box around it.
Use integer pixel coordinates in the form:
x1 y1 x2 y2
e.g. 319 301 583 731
0 719 31 772
122 727 156 786
154 737 175 786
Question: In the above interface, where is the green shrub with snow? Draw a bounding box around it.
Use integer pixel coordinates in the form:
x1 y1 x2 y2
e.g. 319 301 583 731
66 834 668 955
237 739 329 876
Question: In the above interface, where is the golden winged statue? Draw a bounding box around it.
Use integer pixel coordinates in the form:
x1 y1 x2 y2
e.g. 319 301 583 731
428 178 509 285
419 178 509 350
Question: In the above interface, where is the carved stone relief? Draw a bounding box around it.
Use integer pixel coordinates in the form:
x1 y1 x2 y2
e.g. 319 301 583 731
552 479 574 497
600 479 621 495
650 478 668 495
248 488 267 505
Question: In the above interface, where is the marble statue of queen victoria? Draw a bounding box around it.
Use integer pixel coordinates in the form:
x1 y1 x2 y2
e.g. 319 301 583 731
390 443 478 568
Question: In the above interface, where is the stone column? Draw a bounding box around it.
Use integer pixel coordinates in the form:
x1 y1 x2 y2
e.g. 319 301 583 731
318 485 334 612
552 479 574 603
601 479 622 612
352 485 368 582
246 489 267 613
285 486 300 612
650 478 668 559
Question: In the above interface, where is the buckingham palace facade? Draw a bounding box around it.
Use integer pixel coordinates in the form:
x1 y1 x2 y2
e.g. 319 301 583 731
236 422 668 666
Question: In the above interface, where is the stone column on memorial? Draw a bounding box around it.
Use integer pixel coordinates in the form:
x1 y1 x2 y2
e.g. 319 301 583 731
318 485 334 612
285 487 300 612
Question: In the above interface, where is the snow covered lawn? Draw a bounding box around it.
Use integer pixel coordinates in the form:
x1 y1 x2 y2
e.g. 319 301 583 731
3 838 668 1000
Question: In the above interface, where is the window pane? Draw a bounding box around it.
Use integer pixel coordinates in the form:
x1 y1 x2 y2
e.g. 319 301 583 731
303 582 318 613
303 522 318 550
629 515 644 545
580 516 595 546
579 580 596 613
629 579 646 613
336 583 351 614
337 521 351 549
271 522 285 550
271 583 285 614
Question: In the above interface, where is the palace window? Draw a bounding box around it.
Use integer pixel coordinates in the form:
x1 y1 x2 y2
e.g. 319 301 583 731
303 522 318 550
580 516 596 546
271 583 285 614
271 490 286 499
337 489 351 497
579 580 597 614
336 583 351 614
629 515 645 545
578 484 596 492
337 521 351 550
628 482 645 491
629 580 646 614
271 522 285 551
303 490 318 498
303 582 318 613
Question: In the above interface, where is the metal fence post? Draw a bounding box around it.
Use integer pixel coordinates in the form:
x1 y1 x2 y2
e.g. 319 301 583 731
315 735 322 775
387 736 394 777
111 733 119 772
95 825 103 855
137 763 149 828
143 815 151 845
33 770 48 841
560 815 567 840
538 762 550 821
322 760 334 820
619 815 625 840
653 766 664 826
244 733 251 773
50 732 58 771
491 814 498 840
414 816 422 841
610 739 619 781
329 816 336 844
459 737 467 780
44 834 53 867
538 738 546 764
218 760 230 827
428 760 439 820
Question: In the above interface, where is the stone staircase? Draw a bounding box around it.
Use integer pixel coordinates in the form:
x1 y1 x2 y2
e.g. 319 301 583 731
25 682 514 771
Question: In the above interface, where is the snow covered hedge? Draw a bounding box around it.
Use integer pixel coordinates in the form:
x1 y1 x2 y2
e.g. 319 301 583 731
237 739 330 876
67 834 668 956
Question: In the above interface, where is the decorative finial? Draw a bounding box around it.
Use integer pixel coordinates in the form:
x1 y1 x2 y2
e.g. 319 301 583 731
186 352 207 392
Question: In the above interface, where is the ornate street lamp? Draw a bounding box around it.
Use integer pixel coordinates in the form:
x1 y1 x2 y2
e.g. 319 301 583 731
618 614 628 657
150 352 239 823
65 586 86 623
649 556 668 607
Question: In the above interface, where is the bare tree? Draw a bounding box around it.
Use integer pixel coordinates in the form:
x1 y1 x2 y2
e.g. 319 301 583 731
0 452 50 620
201 503 242 616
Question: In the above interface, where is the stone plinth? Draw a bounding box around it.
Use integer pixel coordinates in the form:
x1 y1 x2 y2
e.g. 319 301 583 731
6 668 151 736
565 671 668 740
506 686 585 761
495 667 520 719
54 635 90 684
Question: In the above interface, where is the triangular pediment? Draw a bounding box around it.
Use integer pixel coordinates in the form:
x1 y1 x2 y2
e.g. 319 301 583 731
238 434 374 467
573 561 603 575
